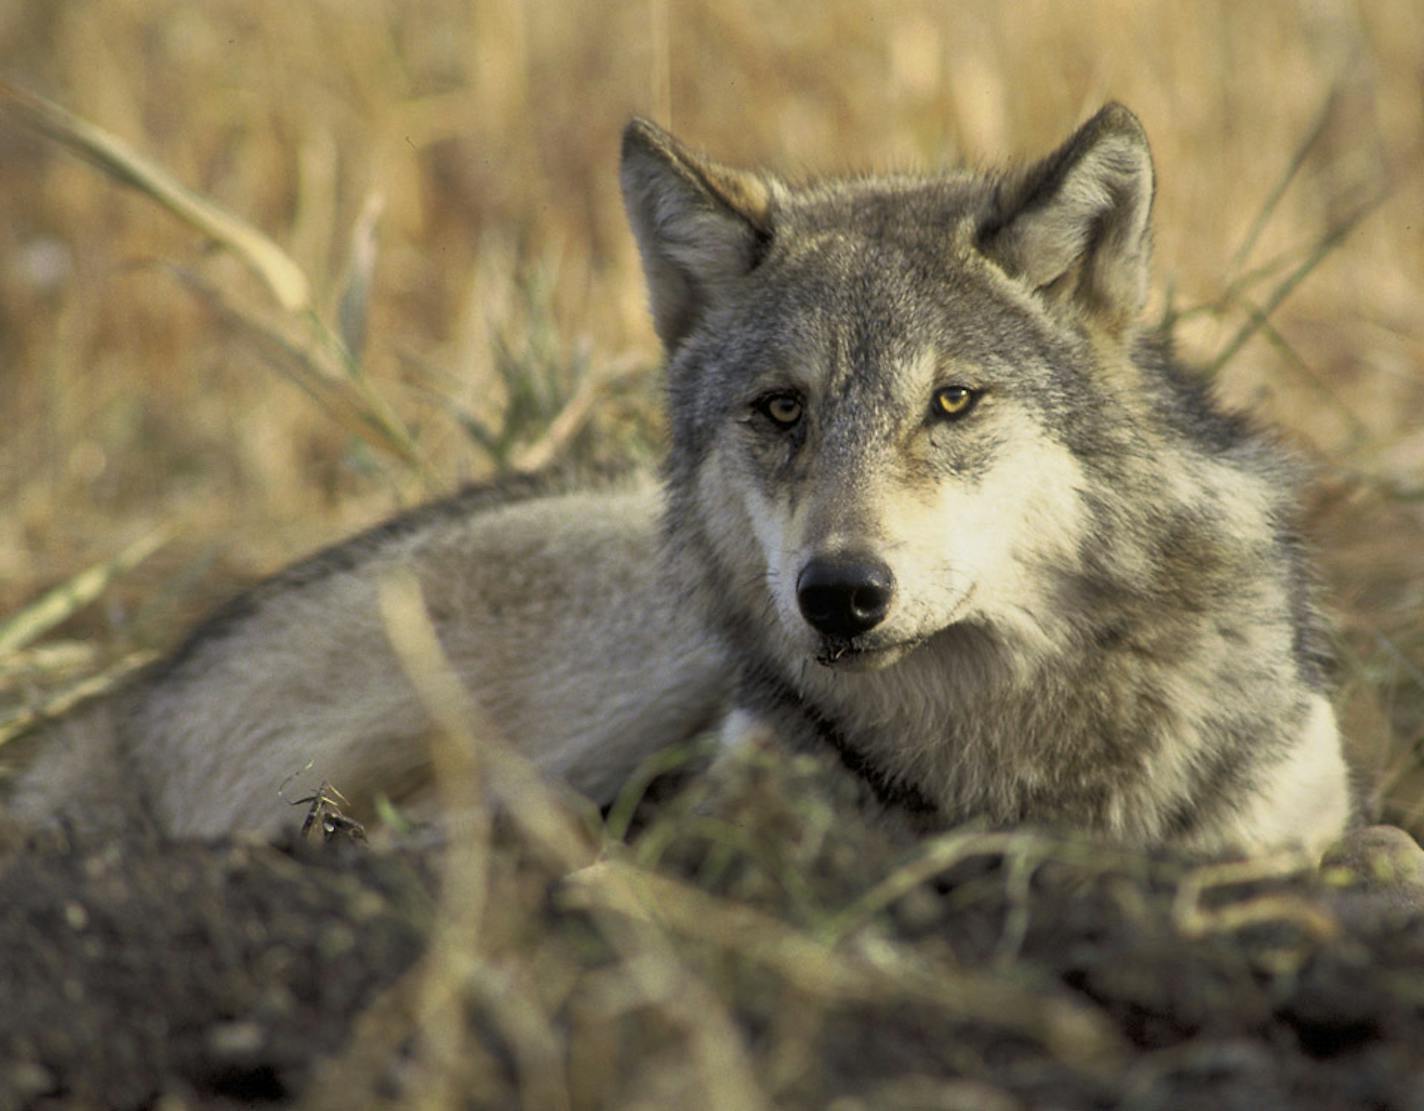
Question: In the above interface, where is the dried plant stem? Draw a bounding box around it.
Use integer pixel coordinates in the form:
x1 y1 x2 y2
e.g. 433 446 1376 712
0 79 311 313
172 267 428 475
564 858 1126 1076
819 827 1150 945
1208 190 1387 374
0 528 171 656
1172 851 1337 942
0 651 155 749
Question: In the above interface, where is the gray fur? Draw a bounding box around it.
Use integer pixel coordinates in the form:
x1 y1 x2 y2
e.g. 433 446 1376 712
6 106 1350 854
627 104 1349 854
6 471 729 837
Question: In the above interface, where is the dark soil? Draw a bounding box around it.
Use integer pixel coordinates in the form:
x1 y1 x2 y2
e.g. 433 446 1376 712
0 833 434 1109
5 749 1424 1110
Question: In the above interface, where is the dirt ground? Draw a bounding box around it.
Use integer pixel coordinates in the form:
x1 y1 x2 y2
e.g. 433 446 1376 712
5 751 1424 1111
0 833 433 1109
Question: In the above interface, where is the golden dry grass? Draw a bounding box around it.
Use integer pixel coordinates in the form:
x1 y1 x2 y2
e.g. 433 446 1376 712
1 9 1421 813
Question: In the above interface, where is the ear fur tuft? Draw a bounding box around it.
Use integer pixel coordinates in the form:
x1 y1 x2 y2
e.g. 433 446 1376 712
620 118 776 351
978 103 1154 334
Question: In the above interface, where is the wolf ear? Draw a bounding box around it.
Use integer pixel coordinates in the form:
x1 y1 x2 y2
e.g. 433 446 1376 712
978 104 1154 335
621 118 776 352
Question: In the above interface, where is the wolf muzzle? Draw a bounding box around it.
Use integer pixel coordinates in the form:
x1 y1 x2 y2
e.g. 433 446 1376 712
796 554 894 638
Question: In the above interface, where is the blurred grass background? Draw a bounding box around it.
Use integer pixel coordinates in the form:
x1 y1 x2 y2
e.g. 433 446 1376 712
0 1 1421 809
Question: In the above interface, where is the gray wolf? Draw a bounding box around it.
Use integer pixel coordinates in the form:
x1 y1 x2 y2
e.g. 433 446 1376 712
5 105 1352 855
6 472 729 837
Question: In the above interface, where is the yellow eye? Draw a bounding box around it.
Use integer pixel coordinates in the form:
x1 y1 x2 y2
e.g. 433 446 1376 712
933 385 978 420
761 395 803 426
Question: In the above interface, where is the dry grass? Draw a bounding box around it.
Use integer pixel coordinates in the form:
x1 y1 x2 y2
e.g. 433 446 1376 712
2 2 1423 1105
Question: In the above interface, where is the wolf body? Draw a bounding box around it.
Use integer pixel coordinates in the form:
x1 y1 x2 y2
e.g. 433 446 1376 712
6 106 1351 854
8 475 728 837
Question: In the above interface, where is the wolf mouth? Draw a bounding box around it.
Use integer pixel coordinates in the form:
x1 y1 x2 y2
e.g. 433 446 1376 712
812 586 976 669
814 636 923 670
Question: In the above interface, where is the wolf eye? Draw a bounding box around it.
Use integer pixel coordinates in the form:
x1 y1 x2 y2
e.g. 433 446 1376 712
933 385 979 420
757 393 803 428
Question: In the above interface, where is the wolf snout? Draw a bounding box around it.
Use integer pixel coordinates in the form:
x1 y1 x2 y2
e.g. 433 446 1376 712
796 554 895 638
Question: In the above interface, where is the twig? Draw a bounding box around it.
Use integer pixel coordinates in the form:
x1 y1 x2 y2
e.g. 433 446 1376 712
1171 851 1337 942
563 858 1126 1076
1207 189 1388 374
0 652 156 748
1228 88 1339 272
819 827 1150 945
510 357 645 473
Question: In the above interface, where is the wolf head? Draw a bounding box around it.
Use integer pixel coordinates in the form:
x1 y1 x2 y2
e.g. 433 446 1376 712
621 107 1161 672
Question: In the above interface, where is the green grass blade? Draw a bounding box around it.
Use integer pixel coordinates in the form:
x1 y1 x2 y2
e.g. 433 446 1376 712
0 527 173 657
0 651 156 749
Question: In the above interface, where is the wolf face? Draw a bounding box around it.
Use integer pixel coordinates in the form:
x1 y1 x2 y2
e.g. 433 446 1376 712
623 107 1349 851
623 107 1150 674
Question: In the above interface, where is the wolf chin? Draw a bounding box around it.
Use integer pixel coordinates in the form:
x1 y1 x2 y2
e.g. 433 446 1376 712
5 106 1351 855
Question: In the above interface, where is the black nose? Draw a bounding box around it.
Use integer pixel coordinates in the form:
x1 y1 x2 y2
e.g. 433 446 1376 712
796 555 895 639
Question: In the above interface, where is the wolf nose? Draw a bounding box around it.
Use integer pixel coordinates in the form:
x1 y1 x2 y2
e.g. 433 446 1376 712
796 556 894 638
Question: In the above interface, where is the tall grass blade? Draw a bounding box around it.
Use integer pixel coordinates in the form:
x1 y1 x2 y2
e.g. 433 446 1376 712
1208 189 1387 374
511 357 643 473
337 191 386 369
0 651 155 749
1228 89 1339 272
0 80 312 313
0 527 172 657
173 267 428 475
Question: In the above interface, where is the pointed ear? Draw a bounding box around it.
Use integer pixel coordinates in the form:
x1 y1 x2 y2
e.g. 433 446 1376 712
978 104 1154 335
620 118 777 352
